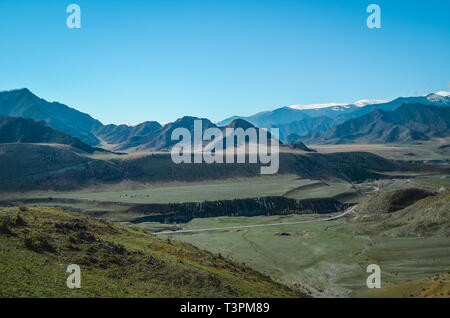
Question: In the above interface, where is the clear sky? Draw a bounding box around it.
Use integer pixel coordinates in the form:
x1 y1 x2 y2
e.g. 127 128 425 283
0 0 449 124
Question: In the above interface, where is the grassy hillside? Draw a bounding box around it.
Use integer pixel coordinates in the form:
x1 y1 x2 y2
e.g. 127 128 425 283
1 141 447 193
0 206 305 297
342 189 450 237
365 273 450 298
0 144 121 191
0 146 412 192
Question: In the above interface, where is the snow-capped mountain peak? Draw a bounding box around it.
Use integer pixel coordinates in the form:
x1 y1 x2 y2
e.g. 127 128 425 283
435 91 450 97
426 91 450 104
289 103 345 110
352 99 388 107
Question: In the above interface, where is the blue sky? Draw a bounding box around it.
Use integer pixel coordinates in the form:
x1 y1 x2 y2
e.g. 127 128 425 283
0 0 449 124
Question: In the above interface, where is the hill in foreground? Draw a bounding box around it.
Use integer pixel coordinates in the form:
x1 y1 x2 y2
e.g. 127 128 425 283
342 189 450 237
0 206 305 297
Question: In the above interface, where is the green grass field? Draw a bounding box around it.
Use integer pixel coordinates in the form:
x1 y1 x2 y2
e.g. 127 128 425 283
39 176 317 204
170 215 450 297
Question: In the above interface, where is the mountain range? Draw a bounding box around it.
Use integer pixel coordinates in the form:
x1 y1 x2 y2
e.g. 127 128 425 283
1 88 449 151
218 92 450 143
218 92 450 126
302 103 450 144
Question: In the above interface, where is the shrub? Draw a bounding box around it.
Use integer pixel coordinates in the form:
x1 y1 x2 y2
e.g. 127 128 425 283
64 241 77 250
24 234 55 253
66 233 80 244
0 215 11 234
75 255 97 266
84 245 95 254
11 213 26 226
22 264 32 273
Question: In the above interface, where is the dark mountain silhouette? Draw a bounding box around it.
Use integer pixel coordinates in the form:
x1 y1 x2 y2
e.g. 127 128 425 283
305 103 450 144
0 116 98 153
0 89 103 145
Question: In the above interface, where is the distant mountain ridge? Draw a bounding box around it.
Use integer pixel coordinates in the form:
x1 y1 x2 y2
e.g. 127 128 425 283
303 103 450 144
1 88 449 150
217 92 450 139
0 89 103 145
334 93 450 124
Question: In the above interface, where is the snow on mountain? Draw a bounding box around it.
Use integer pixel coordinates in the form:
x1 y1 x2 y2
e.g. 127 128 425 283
289 103 345 110
352 99 389 107
289 99 388 110
426 91 450 104
435 91 450 97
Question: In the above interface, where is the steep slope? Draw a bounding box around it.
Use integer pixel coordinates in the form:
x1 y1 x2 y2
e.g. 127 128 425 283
0 206 305 297
307 103 450 144
0 89 102 145
0 116 97 153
